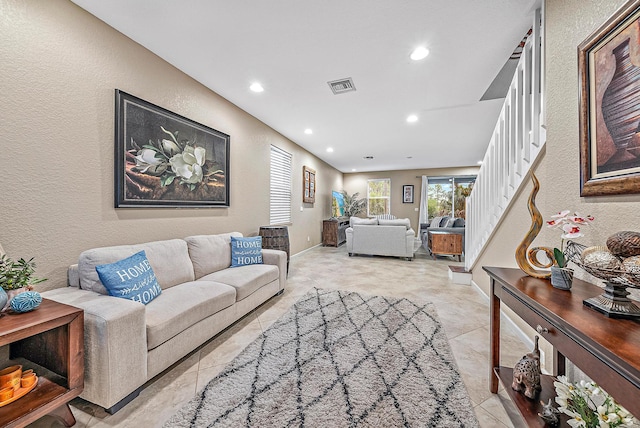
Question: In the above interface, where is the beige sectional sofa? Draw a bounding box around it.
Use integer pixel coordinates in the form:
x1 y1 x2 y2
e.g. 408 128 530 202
42 232 286 413
345 217 416 260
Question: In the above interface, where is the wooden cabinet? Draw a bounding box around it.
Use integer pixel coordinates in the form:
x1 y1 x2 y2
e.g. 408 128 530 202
322 218 349 247
484 267 640 426
0 299 84 427
428 231 462 261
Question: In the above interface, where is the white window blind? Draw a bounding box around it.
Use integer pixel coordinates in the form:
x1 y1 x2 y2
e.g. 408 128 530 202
270 145 292 225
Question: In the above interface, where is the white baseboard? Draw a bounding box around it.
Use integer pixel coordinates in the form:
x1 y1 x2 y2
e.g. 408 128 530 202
292 244 322 258
471 279 535 351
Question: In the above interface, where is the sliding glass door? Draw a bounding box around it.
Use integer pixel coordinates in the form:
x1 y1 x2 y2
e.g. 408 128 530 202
427 176 475 219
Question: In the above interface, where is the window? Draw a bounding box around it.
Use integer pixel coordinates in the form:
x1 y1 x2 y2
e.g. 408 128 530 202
269 145 292 224
367 178 391 216
427 176 475 219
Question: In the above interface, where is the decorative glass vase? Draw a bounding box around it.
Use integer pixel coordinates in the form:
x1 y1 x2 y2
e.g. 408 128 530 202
550 267 573 290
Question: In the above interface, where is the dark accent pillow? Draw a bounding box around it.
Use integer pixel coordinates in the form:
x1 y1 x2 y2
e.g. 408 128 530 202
231 236 263 267
95 250 162 305
439 217 451 227
454 218 466 227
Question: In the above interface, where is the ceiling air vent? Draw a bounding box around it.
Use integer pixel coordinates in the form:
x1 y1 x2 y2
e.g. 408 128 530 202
328 77 356 95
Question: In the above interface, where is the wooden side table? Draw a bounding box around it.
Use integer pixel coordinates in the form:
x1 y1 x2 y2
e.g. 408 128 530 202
428 231 463 261
484 267 640 426
0 298 84 427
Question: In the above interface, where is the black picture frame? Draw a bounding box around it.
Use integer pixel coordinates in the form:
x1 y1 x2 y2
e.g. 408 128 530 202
115 90 230 207
402 185 414 203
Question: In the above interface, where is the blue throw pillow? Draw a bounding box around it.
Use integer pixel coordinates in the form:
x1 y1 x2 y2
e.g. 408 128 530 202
95 250 162 304
231 236 263 267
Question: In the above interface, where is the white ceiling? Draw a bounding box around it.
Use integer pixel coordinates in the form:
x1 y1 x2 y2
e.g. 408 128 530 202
70 0 538 173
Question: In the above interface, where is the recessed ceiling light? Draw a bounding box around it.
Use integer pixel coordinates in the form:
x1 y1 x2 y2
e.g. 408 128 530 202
249 82 264 92
477 160 483 165
304 129 313 135
326 147 334 153
352 168 357 172
410 46 429 61
406 115 418 123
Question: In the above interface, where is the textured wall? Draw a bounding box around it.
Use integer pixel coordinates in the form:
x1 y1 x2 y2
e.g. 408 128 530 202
474 0 640 292
472 0 640 369
343 166 480 231
0 0 341 290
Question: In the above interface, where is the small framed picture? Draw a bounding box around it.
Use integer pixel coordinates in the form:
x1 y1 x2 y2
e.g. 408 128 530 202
303 166 316 203
402 185 414 203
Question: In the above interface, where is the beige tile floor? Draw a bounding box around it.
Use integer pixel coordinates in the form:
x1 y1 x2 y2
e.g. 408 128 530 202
29 244 530 428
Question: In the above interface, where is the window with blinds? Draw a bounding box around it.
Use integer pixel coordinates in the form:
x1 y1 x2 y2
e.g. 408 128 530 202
270 145 292 225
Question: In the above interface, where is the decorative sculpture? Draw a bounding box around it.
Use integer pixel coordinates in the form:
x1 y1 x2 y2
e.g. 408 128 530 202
515 173 555 279
512 335 541 399
538 398 560 426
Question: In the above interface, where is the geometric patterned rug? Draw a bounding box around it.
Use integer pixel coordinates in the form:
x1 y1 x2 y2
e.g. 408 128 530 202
164 288 479 427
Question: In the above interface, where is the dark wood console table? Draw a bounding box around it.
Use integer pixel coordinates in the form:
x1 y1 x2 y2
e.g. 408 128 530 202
0 299 84 427
484 266 640 427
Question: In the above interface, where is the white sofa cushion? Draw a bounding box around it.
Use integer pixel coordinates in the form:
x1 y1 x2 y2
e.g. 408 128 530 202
350 217 378 227
200 264 279 301
78 239 195 295
184 232 242 279
378 218 411 229
145 280 236 350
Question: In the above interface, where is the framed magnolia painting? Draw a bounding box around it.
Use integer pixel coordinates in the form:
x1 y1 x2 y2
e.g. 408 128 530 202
115 90 230 207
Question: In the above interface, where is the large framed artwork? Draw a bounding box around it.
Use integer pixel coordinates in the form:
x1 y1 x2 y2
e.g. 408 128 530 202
115 90 230 207
303 166 315 203
578 0 640 196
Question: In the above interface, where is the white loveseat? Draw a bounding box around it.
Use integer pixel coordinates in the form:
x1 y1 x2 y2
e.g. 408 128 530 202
42 232 286 413
345 217 416 260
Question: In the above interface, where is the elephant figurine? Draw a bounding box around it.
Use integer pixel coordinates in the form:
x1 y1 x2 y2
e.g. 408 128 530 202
512 335 541 399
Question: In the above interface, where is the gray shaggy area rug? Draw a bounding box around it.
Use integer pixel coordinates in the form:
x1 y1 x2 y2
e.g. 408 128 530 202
165 288 479 427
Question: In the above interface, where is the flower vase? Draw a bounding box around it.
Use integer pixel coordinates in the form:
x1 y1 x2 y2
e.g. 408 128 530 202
550 267 573 290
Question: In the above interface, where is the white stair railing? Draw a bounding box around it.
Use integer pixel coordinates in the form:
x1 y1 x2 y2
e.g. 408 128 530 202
465 7 546 271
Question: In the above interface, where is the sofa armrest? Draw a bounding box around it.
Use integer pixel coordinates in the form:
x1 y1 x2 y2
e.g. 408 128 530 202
262 249 287 291
41 287 147 410
345 227 354 252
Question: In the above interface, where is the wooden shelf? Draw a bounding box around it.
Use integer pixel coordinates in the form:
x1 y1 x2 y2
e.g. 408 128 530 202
495 367 568 427
0 299 84 427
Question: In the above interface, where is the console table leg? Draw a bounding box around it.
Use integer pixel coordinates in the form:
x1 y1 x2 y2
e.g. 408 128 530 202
553 349 566 377
49 404 76 427
490 278 500 393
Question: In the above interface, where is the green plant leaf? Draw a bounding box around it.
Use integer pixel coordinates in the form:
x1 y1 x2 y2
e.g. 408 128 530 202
553 248 566 268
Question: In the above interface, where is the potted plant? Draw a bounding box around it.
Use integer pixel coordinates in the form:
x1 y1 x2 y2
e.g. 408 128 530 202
546 210 594 289
0 255 46 312
341 191 367 218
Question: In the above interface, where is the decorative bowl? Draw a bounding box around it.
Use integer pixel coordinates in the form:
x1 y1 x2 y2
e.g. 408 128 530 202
0 365 22 391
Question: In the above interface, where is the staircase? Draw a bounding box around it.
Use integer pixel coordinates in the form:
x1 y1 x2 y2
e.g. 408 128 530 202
465 7 546 272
